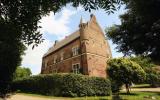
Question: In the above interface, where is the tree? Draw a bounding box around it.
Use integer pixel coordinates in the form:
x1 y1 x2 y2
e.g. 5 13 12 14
129 56 156 69
0 0 124 97
145 69 160 87
106 0 160 62
129 56 160 86
107 58 146 94
0 38 25 97
0 0 124 46
129 56 158 85
13 67 32 80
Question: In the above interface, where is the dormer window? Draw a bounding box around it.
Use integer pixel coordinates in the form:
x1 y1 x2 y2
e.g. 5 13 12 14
72 46 79 56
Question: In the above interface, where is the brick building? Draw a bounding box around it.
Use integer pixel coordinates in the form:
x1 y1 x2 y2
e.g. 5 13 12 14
41 14 112 77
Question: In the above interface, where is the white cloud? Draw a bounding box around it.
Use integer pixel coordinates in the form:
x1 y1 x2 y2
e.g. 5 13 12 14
22 40 52 75
22 7 82 75
39 7 82 39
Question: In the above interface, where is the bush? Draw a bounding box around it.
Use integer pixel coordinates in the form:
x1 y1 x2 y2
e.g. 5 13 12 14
12 73 111 97
107 58 146 94
110 80 123 93
146 70 160 87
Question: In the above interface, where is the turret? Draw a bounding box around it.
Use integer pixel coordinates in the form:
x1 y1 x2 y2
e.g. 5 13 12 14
79 16 89 53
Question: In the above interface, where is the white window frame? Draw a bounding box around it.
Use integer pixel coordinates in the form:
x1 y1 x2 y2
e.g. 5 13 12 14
53 55 57 64
72 63 80 74
45 60 48 68
52 68 57 73
72 46 79 56
60 52 64 61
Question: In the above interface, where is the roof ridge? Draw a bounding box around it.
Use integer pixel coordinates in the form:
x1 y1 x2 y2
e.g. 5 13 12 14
43 30 80 57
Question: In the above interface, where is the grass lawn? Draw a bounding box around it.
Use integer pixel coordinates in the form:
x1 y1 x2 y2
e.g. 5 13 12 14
16 91 160 100
119 91 160 100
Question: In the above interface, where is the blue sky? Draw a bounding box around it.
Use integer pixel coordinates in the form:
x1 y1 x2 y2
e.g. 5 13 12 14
22 5 126 75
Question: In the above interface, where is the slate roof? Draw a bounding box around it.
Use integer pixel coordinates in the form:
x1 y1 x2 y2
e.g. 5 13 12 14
43 30 80 57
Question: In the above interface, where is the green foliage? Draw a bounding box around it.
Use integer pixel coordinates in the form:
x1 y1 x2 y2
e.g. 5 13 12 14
106 0 160 61
0 40 26 97
145 69 160 87
107 58 146 93
129 56 159 85
0 0 124 46
12 74 111 97
0 0 124 97
13 67 32 80
110 79 123 93
129 56 156 69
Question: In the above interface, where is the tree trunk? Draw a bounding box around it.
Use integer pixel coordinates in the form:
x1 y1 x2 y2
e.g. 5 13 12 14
125 84 130 94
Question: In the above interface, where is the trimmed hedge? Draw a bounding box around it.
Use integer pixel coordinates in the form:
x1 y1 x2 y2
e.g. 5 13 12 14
12 74 111 97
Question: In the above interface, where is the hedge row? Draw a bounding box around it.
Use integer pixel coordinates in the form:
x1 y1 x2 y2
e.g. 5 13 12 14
12 74 111 97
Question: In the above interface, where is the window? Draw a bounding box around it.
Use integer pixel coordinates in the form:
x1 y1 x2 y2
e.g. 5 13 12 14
72 63 80 74
52 68 57 73
72 46 79 56
53 56 57 64
42 61 46 69
60 52 64 61
45 61 48 68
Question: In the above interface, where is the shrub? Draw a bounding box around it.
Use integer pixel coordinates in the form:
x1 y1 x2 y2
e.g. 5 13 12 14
12 74 63 96
12 73 111 97
145 70 160 87
107 58 146 94
110 79 123 93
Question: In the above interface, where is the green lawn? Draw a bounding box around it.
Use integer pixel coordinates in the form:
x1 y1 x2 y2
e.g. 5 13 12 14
17 91 160 100
119 91 160 100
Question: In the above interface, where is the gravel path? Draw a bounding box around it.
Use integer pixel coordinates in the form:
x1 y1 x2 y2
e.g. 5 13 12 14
7 94 65 100
122 87 160 92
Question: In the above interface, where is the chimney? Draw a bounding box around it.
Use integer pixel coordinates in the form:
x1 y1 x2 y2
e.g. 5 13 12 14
90 14 94 18
90 14 96 21
54 40 58 46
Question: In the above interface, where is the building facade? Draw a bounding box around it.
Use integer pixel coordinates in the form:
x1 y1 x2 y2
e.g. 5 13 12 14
41 14 112 77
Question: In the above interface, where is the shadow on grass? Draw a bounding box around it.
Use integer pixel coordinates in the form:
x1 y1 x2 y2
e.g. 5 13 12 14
141 91 160 96
119 92 139 96
112 93 129 100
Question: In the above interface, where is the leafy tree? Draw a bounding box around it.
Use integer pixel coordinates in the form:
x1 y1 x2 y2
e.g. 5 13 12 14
0 39 25 97
145 69 160 87
129 56 158 85
106 0 160 62
0 0 124 97
107 58 146 94
129 56 156 69
13 67 32 80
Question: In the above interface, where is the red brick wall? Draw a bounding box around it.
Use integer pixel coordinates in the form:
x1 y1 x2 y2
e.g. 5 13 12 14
41 38 81 74
79 15 111 77
41 15 112 78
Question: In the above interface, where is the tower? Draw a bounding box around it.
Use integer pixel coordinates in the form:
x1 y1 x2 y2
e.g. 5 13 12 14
79 14 112 77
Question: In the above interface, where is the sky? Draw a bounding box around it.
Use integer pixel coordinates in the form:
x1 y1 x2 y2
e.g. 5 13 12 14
22 5 126 75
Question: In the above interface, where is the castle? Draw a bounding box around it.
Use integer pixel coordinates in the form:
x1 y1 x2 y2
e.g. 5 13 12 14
41 14 112 77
